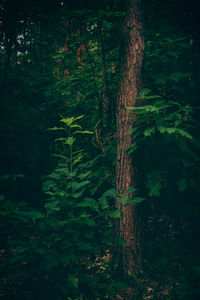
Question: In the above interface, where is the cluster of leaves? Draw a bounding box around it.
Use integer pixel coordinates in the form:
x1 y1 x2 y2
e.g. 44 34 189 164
126 91 200 298
126 88 198 197
0 116 127 299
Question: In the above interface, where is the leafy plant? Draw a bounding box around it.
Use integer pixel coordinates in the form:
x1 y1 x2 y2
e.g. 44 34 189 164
2 116 122 299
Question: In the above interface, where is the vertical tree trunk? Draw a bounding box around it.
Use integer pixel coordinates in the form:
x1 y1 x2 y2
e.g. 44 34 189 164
115 0 144 279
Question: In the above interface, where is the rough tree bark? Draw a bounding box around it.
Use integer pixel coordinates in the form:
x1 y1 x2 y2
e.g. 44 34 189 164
115 0 144 280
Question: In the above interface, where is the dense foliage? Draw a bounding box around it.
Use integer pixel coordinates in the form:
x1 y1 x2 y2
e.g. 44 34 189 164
0 0 199 299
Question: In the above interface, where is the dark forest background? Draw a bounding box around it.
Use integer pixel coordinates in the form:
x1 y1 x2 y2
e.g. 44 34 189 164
0 0 200 299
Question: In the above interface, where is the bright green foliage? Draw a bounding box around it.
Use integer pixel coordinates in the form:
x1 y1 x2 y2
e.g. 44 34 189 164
0 117 122 299
127 89 198 198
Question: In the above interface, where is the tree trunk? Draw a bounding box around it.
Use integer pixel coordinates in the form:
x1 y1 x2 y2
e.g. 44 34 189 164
115 0 144 279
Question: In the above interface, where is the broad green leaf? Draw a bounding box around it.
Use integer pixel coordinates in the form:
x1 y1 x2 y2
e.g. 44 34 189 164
48 172 61 180
101 188 117 198
76 198 98 211
42 180 55 192
72 180 90 192
73 191 84 198
73 156 83 165
126 105 158 112
120 196 144 205
139 88 151 97
53 154 68 160
157 126 193 139
125 187 137 194
74 130 93 134
144 127 156 136
148 182 163 197
176 129 193 140
119 196 127 204
45 200 60 211
99 189 116 209
65 137 75 146
99 197 109 210
78 171 92 179
107 210 121 218
125 143 138 154
74 115 84 121
68 274 78 288
127 127 137 135
70 124 82 129
79 212 91 218
170 72 192 81
126 197 145 205
60 117 74 126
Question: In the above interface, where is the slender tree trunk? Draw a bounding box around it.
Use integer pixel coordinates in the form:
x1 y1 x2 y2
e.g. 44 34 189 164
115 0 144 280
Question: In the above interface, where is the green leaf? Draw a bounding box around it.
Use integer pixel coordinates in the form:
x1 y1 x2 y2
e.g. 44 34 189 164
43 180 55 192
139 88 151 97
60 117 74 126
76 198 98 211
101 188 117 198
119 196 127 204
45 200 60 212
72 180 90 192
74 115 84 121
48 172 61 180
68 274 78 288
127 127 137 135
126 105 158 112
170 72 192 81
176 129 193 140
120 196 145 205
48 126 66 131
99 197 109 210
125 187 137 195
157 126 193 139
78 171 92 179
73 191 84 198
107 210 121 218
125 143 138 154
65 137 75 146
144 127 156 136
126 197 145 205
99 189 116 209
55 137 68 142
70 124 82 129
148 182 163 197
74 130 94 134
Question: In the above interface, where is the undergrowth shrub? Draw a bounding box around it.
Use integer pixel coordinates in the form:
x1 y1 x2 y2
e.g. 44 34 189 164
0 116 124 300
126 89 200 299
